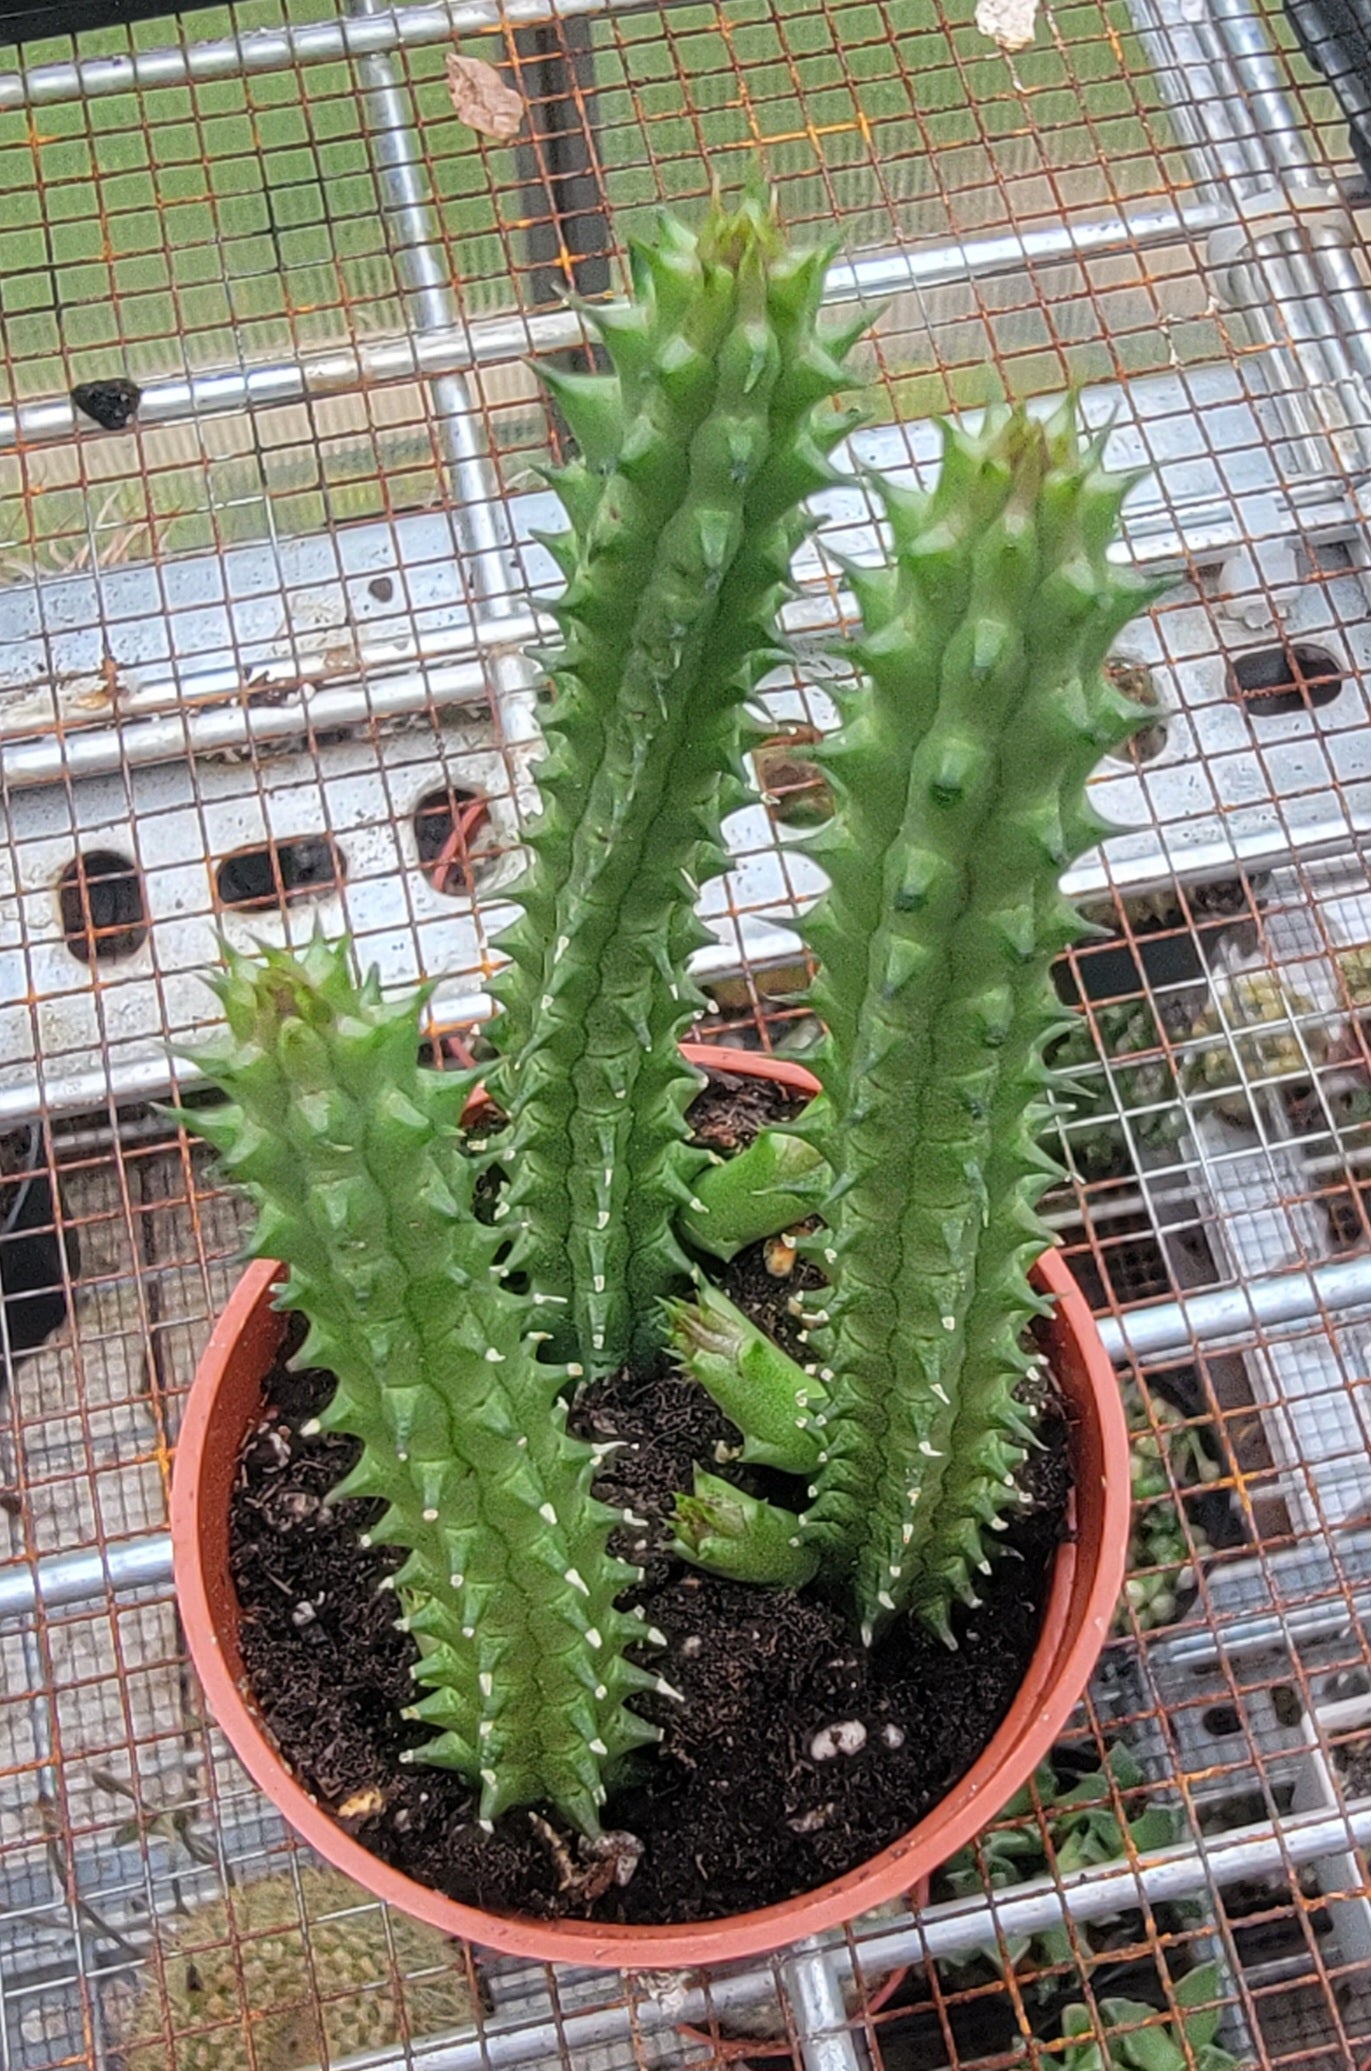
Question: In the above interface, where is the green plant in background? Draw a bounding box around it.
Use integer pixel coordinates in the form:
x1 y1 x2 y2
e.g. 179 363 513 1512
937 1742 1184 1985
112 1866 476 2071
1119 1381 1223 1634
1055 1966 1238 2071
485 188 863 1375
189 192 1159 1836
1182 969 1324 1127
1046 997 1182 1183
673 403 1158 1639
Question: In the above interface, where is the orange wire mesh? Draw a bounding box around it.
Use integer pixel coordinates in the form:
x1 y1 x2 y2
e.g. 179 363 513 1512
3 0 1371 2065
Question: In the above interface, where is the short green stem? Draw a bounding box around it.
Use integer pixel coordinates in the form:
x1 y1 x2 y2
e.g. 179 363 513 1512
679 1124 830 1261
666 1284 828 1471
670 1469 817 1587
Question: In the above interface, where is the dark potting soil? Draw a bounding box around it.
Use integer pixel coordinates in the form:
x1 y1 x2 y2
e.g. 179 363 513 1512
225 1078 1072 1926
686 1059 808 1153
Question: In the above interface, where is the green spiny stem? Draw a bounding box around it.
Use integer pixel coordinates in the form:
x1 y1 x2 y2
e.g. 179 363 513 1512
678 1122 830 1262
486 190 866 1374
789 405 1160 1640
669 1469 817 1587
182 937 662 1836
664 1283 826 1471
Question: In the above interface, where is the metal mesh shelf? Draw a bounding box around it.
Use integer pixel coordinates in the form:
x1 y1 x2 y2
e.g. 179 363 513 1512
6 0 1371 2063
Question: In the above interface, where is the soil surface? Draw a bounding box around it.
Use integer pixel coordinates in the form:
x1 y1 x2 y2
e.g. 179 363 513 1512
226 1074 1071 1925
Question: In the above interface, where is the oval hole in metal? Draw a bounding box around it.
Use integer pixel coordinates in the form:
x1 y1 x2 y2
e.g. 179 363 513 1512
57 850 148 964
1270 1684 1303 1729
413 787 491 898
215 835 346 913
1229 642 1344 716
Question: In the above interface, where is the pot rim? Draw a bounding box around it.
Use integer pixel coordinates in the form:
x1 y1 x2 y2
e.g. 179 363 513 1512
172 1044 1130 1968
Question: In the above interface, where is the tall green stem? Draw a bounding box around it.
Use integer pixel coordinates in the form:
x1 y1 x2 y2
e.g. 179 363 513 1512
487 191 864 1373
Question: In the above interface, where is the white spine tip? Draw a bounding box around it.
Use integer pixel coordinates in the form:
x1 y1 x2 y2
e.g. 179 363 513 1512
484 1346 504 1363
422 1507 439 1522
566 1362 584 1378
539 1503 558 1525
300 1418 321 1438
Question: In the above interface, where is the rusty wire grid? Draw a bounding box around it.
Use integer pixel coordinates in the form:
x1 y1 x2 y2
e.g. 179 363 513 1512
6 0 1371 2066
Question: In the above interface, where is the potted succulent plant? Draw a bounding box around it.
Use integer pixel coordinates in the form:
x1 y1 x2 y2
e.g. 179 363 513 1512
172 188 1140 1967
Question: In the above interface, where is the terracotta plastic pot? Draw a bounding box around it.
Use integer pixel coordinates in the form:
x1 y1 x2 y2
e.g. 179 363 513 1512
172 1045 1130 1969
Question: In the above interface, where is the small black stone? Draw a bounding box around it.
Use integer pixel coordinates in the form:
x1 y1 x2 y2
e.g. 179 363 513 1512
71 379 142 431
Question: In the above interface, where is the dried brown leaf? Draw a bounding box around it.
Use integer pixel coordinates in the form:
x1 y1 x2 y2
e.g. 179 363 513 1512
445 54 524 141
